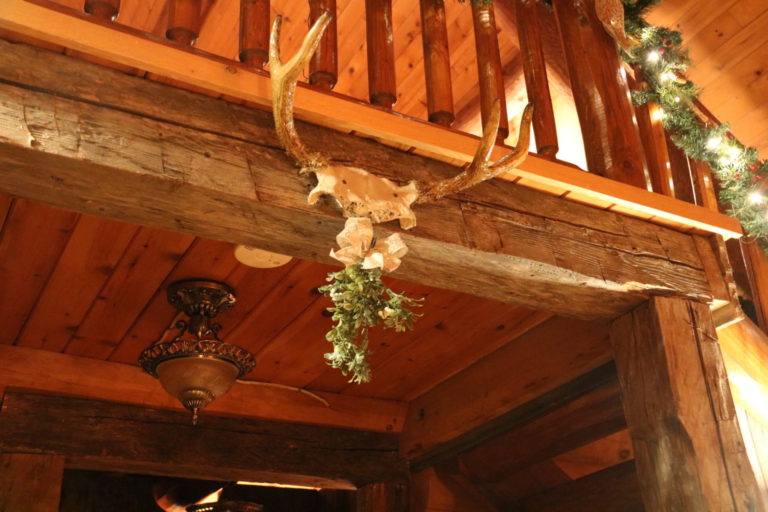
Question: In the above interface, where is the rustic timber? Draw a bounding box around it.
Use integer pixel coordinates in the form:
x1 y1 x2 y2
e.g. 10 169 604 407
167 0 201 45
471 1 508 142
83 0 120 20
610 297 764 511
411 363 623 471
456 365 626 480
0 453 64 512
401 317 613 459
552 0 649 188
356 483 408 512
365 0 396 108
518 461 643 512
308 0 338 90
0 391 408 489
239 0 270 69
515 0 558 157
420 0 454 126
0 6 743 239
0 40 723 319
0 344 407 432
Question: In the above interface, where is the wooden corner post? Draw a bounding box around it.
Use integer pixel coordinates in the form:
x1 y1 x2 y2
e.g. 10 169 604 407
0 452 65 512
609 296 763 511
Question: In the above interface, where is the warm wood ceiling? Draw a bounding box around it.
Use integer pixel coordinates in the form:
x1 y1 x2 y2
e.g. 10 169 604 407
0 194 562 402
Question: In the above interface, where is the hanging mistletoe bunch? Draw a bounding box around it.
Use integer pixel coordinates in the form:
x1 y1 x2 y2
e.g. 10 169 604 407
616 0 768 244
320 264 420 383
319 218 421 383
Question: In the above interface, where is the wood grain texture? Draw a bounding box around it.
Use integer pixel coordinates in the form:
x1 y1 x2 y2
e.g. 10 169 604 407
400 316 613 459
0 391 408 489
420 0 454 126
365 0 396 108
610 297 763 511
0 344 407 432
471 2 508 142
0 42 719 319
0 453 64 512
238 0 270 69
309 0 338 89
552 0 649 188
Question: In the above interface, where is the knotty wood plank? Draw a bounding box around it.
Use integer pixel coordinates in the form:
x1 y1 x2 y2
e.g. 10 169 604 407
0 199 79 345
0 453 64 512
401 316 613 459
64 226 194 358
0 344 407 432
0 18 742 239
15 214 139 351
610 297 763 511
0 391 408 489
0 68 721 319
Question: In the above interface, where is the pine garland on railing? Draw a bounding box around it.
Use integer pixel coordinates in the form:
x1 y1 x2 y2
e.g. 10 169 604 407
621 0 768 245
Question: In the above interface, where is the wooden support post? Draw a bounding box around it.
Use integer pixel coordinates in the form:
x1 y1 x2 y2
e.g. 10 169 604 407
741 240 768 333
0 453 65 512
365 0 396 109
309 0 338 90
83 0 120 20
167 0 201 45
239 0 270 69
515 0 558 157
471 1 508 142
356 482 408 512
690 159 720 211
666 132 697 204
610 296 764 511
420 0 454 126
552 0 649 188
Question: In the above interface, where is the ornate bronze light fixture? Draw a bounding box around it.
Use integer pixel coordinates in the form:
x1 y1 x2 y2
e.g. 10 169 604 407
139 279 255 424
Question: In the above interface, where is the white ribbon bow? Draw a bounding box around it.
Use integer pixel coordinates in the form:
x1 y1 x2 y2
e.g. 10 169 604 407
330 218 408 273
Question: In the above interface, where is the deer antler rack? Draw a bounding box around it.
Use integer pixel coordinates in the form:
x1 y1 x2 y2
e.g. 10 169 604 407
269 12 533 229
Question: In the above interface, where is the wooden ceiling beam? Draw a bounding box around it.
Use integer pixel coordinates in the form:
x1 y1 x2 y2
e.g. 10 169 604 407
0 39 726 320
0 391 408 489
0 345 407 433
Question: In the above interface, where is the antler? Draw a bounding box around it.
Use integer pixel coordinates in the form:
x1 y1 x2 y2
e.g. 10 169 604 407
269 12 332 172
416 100 534 203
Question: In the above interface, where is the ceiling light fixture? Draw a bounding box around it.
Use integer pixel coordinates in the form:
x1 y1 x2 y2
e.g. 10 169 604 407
187 502 263 512
139 279 255 424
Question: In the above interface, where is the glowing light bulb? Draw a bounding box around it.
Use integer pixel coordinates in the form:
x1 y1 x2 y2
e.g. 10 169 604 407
749 192 764 204
707 137 722 150
652 108 666 121
661 72 676 82
646 51 660 63
674 96 681 102
719 157 730 166
728 147 741 160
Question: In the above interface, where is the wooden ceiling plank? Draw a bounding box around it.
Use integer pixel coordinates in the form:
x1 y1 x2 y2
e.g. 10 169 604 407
0 344 407 432
108 236 242 364
0 200 79 345
15 215 139 352
0 391 408 489
400 316 613 459
63 226 195 359
552 429 633 480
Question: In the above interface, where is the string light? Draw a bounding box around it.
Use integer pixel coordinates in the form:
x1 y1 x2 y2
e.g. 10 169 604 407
707 137 723 150
661 71 676 82
749 192 764 204
728 147 742 160
652 108 666 121
646 50 660 63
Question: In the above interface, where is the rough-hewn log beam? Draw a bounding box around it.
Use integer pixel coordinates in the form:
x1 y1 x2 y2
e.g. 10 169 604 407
0 345 406 433
0 40 722 319
0 453 64 512
610 297 764 511
0 391 408 490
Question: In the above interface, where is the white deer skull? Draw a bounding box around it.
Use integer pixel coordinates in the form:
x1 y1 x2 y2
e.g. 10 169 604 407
269 12 533 230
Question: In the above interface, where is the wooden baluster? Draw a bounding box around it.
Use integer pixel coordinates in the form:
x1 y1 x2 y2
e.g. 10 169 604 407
309 0 338 90
471 1 508 143
629 67 674 196
420 0 454 126
515 0 557 156
553 0 649 188
167 0 201 45
690 159 719 211
666 133 697 203
239 0 270 69
84 0 120 20
365 0 397 109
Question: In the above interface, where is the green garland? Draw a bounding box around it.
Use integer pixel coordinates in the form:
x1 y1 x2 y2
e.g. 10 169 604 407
621 0 768 244
319 264 420 383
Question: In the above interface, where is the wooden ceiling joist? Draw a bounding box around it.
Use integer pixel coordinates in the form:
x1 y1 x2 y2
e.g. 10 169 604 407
0 38 728 319
0 391 408 489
